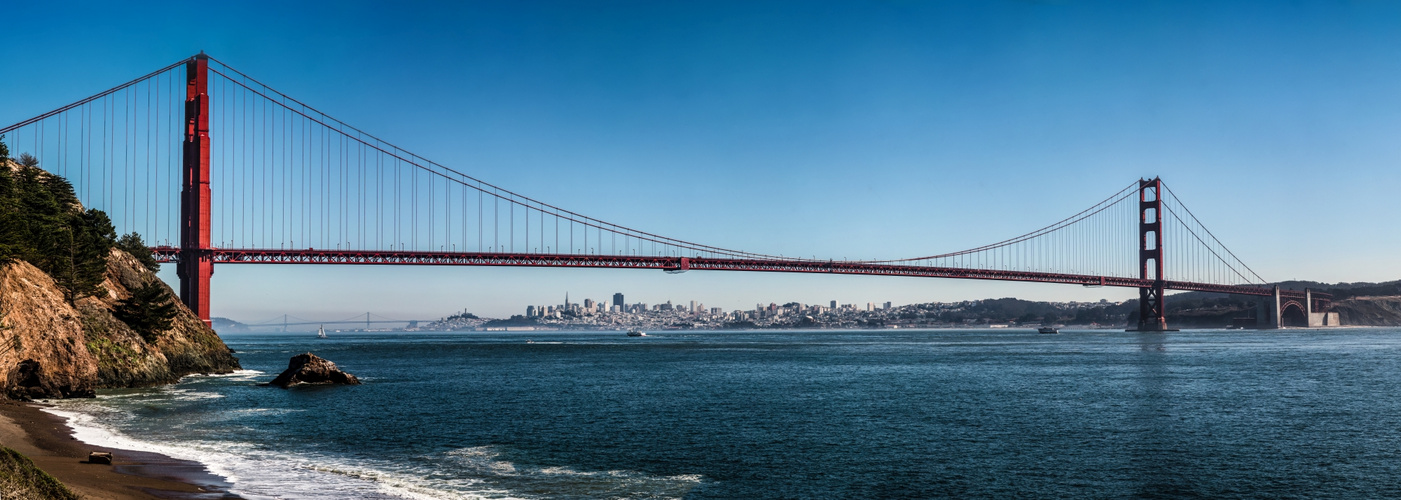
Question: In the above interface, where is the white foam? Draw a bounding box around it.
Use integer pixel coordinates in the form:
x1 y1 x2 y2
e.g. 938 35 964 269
191 369 267 377
41 404 441 499
43 400 705 500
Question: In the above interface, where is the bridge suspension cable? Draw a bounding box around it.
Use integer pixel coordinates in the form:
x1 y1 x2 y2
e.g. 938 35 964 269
0 53 1280 305
199 56 795 261
1158 182 1268 286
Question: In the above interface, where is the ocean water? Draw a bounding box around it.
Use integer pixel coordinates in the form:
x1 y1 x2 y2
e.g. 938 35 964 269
46 328 1401 499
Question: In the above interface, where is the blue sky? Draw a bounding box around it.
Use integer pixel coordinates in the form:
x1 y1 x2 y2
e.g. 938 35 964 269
3 1 1399 321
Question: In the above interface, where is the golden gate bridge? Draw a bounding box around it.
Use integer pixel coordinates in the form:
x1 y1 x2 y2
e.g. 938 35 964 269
0 53 1329 330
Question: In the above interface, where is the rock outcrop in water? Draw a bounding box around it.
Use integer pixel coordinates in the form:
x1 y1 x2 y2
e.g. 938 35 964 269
266 353 361 388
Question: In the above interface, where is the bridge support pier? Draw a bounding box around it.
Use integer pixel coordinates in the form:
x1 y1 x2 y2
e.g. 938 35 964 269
178 53 213 326
1269 286 1281 328
1130 177 1174 332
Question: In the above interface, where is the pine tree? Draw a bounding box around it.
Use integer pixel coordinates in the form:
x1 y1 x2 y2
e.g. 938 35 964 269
0 156 114 299
117 233 160 272
114 281 178 342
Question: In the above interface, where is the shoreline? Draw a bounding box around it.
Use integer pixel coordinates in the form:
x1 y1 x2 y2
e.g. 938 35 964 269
0 399 242 500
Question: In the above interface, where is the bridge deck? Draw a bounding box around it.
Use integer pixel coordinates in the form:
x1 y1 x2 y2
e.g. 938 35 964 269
151 247 1316 300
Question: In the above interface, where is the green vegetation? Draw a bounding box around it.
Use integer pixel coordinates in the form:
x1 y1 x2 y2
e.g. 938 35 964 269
897 297 1132 326
483 315 539 327
0 446 79 500
114 281 178 342
0 147 117 301
116 232 160 272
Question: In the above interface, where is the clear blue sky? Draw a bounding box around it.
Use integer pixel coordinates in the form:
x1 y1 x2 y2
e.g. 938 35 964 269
3 1 1399 321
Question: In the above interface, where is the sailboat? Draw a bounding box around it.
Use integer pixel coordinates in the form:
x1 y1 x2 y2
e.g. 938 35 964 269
317 325 328 339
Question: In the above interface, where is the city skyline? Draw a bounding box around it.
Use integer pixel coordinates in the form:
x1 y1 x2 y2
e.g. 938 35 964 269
4 2 1400 319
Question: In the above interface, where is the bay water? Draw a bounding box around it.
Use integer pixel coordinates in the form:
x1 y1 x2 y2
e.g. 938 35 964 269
47 328 1401 498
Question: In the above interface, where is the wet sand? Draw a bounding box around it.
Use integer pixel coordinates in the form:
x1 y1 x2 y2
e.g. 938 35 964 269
0 399 242 499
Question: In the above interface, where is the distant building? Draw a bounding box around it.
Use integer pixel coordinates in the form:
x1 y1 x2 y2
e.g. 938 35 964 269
831 300 838 309
613 293 624 308
584 298 595 310
884 301 892 309
690 300 698 313
526 305 537 317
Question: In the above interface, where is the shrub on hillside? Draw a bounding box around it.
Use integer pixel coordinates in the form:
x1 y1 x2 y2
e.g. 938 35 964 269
114 281 178 342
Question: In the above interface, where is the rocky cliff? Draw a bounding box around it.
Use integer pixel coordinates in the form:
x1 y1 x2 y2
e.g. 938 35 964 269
1331 296 1401 326
0 248 239 399
0 261 100 399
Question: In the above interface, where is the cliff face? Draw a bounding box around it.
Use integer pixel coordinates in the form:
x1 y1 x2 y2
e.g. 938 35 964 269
1332 296 1401 326
0 248 239 399
79 248 239 388
0 261 99 399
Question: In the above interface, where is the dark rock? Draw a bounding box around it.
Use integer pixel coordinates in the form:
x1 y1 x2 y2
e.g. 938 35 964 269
7 359 96 400
87 451 113 464
265 353 361 389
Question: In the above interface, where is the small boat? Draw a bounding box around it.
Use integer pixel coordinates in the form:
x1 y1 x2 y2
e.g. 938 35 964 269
626 330 646 337
317 325 328 339
1038 327 1059 334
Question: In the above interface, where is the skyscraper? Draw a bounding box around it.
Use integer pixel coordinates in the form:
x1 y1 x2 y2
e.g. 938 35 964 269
613 293 624 308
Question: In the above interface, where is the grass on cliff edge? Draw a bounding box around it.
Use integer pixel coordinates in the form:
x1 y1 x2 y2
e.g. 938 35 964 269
0 447 78 500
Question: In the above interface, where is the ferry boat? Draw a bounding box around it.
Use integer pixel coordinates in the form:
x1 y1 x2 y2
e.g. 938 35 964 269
626 330 646 337
1037 327 1059 334
317 325 329 339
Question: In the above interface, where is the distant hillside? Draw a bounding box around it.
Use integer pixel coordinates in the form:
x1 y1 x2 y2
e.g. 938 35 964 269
1272 279 1401 301
211 317 250 332
1153 279 1401 327
1330 296 1401 326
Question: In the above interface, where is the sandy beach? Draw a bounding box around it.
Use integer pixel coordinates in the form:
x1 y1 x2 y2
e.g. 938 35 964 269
0 399 241 500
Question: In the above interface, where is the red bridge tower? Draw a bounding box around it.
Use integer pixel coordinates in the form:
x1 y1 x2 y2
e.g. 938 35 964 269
178 53 213 325
1134 177 1170 331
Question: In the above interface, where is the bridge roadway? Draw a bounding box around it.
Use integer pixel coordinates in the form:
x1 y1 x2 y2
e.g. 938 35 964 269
151 246 1315 301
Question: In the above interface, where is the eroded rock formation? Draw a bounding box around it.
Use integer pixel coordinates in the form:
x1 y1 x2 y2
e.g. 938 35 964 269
0 260 100 399
266 353 361 388
1 248 240 399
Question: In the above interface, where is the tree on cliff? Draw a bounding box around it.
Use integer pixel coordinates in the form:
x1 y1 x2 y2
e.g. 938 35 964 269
117 232 160 272
114 281 178 342
0 157 115 300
